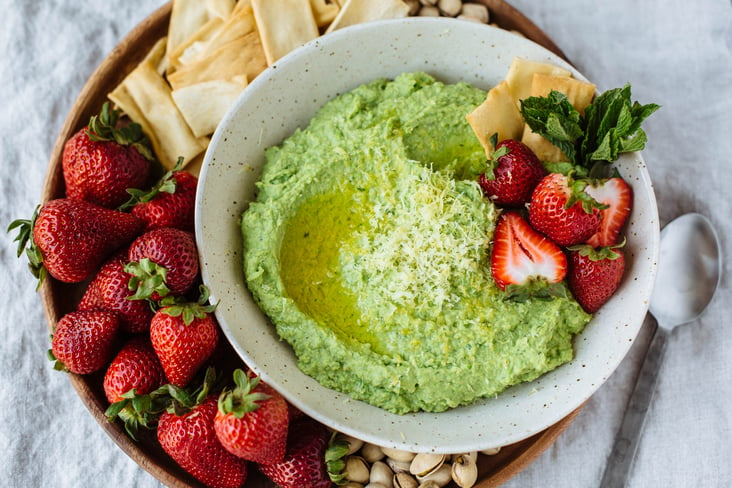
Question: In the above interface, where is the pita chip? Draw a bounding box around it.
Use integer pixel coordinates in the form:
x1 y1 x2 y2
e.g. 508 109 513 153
504 57 572 105
172 76 248 138
167 31 267 91
466 80 524 156
326 0 409 34
310 0 340 27
251 0 319 65
109 39 209 169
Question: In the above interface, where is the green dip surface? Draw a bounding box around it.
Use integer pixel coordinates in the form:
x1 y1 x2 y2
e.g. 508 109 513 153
241 72 591 414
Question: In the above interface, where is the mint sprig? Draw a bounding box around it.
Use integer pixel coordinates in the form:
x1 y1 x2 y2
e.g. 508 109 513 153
520 83 659 172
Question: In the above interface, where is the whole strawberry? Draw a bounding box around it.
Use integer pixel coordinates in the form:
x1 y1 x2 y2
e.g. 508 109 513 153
158 395 249 488
567 243 626 313
490 211 567 298
585 176 633 247
479 137 546 207
257 417 335 488
150 288 219 387
78 252 153 333
9 198 143 284
126 227 199 301
214 370 289 464
122 158 198 232
529 172 603 247
103 335 167 404
50 310 120 375
62 102 153 208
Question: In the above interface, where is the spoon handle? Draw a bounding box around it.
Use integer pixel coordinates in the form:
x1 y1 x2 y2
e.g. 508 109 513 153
599 318 669 488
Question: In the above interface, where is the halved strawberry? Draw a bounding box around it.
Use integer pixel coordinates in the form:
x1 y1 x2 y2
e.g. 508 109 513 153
528 172 604 247
584 177 633 247
490 211 567 297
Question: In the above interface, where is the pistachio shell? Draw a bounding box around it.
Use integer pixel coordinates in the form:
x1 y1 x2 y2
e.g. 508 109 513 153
409 453 446 478
370 461 394 488
362 443 386 463
386 457 413 474
365 484 389 488
451 454 478 488
344 483 365 488
346 456 371 484
417 481 441 488
451 452 477 464
382 447 417 463
338 434 365 455
393 472 419 488
416 464 452 487
480 446 501 456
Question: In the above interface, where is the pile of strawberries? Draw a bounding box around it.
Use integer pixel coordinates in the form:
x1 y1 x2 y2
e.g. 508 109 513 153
9 104 342 488
480 138 632 312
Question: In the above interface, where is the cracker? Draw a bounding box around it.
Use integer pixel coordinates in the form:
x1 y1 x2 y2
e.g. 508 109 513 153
172 76 248 138
167 31 267 91
310 0 340 27
110 39 209 169
206 0 238 19
325 0 409 33
166 0 211 62
504 57 572 104
466 80 525 156
251 0 320 65
168 16 226 72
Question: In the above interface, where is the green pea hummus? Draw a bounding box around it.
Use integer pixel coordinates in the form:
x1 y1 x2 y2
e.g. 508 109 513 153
241 72 591 414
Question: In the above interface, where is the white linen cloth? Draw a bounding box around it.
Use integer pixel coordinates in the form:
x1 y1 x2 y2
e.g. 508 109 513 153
0 1 729 487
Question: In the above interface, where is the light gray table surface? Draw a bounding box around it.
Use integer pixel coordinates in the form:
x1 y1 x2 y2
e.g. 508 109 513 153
1 1 729 487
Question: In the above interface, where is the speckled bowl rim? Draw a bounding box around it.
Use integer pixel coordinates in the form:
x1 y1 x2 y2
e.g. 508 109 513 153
195 17 659 453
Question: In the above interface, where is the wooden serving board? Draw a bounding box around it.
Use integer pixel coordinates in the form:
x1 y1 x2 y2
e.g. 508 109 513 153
40 2 576 487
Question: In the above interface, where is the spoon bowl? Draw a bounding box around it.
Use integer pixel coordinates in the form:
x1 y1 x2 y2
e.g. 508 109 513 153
649 213 722 329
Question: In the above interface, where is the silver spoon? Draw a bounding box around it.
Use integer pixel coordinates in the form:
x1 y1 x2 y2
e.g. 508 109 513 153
600 212 721 488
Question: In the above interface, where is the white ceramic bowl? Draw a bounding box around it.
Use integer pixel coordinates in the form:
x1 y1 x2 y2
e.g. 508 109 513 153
195 17 659 453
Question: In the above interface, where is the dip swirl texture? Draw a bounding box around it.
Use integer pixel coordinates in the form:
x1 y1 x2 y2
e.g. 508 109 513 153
242 72 591 414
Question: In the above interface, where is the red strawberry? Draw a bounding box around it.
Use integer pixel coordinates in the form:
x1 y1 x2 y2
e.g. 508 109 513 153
490 211 567 296
479 138 546 207
62 102 153 208
78 252 154 333
567 243 626 313
149 289 219 387
585 177 633 247
9 198 143 284
126 227 199 301
50 310 120 375
157 395 249 488
214 370 289 464
257 418 334 488
103 335 167 404
529 172 604 246
102 335 168 440
122 158 198 232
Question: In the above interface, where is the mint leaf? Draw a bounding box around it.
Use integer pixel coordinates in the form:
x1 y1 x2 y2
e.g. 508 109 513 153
520 90 583 164
581 83 659 165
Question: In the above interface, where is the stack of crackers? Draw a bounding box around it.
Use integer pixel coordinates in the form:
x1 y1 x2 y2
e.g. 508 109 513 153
467 57 596 162
109 0 411 173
